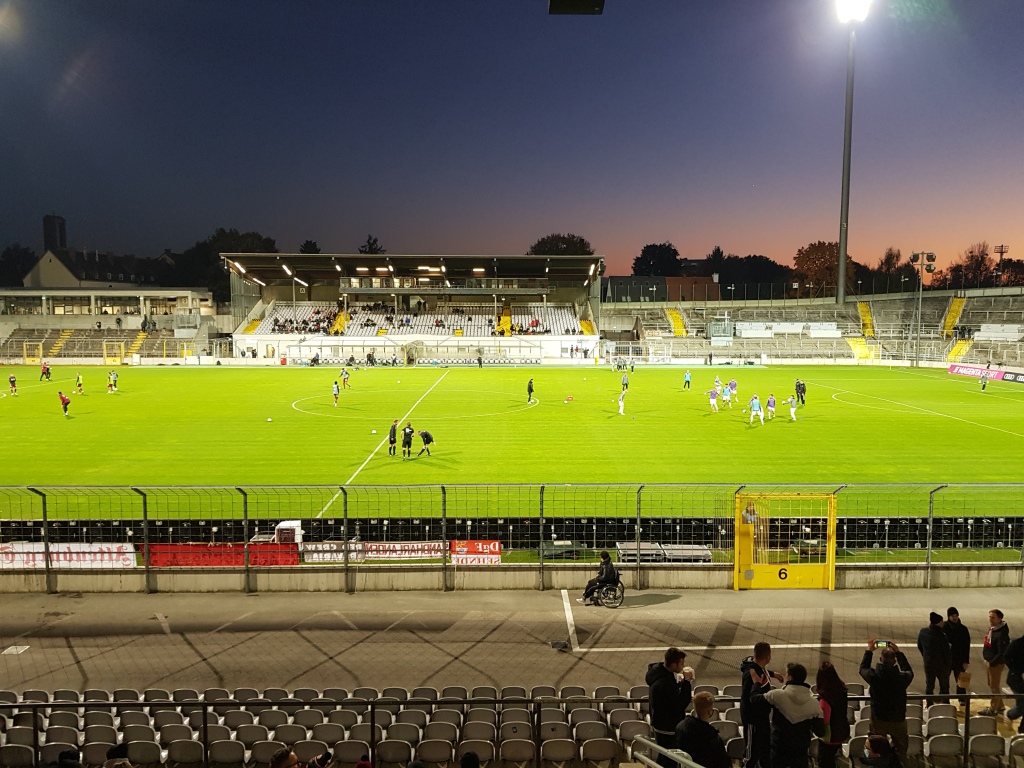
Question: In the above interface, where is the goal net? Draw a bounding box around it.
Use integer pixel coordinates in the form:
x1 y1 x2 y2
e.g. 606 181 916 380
103 341 125 365
23 342 43 364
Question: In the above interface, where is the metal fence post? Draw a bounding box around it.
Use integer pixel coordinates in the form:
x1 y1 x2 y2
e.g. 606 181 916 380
131 487 152 594
441 485 449 592
237 487 250 594
538 485 545 591
635 484 645 591
341 487 351 594
201 702 210 768
27 488 54 594
925 485 945 590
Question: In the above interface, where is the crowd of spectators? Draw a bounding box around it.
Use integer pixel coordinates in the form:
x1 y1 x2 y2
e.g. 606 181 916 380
645 606 1024 768
271 307 338 335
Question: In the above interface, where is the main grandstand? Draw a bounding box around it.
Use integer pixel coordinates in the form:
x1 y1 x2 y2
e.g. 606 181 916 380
223 253 602 365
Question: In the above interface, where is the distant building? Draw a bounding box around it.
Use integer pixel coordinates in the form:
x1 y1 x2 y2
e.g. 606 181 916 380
43 214 67 253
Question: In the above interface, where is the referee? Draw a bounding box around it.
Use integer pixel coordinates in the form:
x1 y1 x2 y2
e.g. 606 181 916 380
527 378 534 404
401 422 415 459
417 430 435 457
388 419 399 456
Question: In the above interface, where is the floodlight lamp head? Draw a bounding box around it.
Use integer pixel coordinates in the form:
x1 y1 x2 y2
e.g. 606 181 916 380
926 264 936 273
836 0 871 23
910 253 920 263
926 253 936 263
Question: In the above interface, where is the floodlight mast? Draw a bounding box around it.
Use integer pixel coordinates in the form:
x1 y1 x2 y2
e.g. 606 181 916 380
835 0 871 305
910 251 936 367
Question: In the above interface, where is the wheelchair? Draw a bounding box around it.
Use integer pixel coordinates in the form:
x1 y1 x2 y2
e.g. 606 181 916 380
593 578 625 609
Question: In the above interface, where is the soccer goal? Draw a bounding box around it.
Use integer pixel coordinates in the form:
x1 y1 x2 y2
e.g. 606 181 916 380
103 341 125 365
733 491 838 590
23 342 43 364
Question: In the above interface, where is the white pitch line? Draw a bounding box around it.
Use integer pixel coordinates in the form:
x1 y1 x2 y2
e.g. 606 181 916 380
330 610 359 630
813 381 1024 439
208 612 254 633
560 590 581 651
317 488 344 520
154 613 171 635
341 370 451 487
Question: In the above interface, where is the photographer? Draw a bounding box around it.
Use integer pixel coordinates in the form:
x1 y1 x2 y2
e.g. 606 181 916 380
859 639 914 766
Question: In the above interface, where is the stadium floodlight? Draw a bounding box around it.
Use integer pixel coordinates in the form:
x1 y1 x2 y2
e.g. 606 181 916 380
233 261 246 274
387 263 394 272
252 277 265 286
836 0 871 23
375 267 388 273
589 263 596 276
294 277 308 287
445 279 451 287
473 268 485 273
910 253 920 263
418 266 430 271
356 267 369 272
441 264 446 273
418 278 430 283
926 253 936 262
282 264 292 276
334 263 341 272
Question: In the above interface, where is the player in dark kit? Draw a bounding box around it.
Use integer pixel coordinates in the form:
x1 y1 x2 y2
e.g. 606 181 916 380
388 419 399 456
417 430 434 457
401 422 415 459
58 391 71 416
527 378 534 404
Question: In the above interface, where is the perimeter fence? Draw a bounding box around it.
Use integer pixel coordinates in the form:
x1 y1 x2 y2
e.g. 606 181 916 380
2 484 1023 591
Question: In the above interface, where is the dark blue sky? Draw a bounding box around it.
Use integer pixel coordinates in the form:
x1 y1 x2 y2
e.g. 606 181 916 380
1 0 1022 274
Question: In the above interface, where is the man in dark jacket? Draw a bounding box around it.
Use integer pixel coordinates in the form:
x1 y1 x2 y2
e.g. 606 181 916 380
981 608 1010 716
944 607 971 706
675 691 730 768
860 639 914 766
917 611 952 703
1005 632 1024 732
646 647 694 768
741 642 784 768
750 663 824 768
578 551 616 605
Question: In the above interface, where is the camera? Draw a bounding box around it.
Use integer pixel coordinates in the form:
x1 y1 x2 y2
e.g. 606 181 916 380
875 640 890 648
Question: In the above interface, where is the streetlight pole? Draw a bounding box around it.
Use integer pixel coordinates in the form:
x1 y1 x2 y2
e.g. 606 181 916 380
835 0 871 305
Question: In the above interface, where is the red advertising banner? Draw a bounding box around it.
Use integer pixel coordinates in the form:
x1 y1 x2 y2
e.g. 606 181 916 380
450 539 502 565
148 543 299 567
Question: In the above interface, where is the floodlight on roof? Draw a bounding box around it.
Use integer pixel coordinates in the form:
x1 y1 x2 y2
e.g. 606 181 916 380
418 266 430 271
233 261 246 274
445 279 451 287
335 263 341 272
375 267 389 273
418 278 430 283
387 264 394 272
589 263 595 276
282 264 292 276
294 277 308 287
440 264 446 273
356 267 369 272
836 0 870 23
473 268 485 273
252 277 265 286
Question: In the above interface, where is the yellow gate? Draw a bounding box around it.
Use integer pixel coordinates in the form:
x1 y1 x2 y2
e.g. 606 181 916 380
733 492 837 590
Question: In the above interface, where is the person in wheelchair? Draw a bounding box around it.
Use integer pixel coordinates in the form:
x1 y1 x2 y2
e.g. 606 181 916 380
577 550 617 605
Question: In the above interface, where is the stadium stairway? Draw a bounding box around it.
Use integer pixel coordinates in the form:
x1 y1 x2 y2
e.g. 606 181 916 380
243 319 261 334
665 309 687 337
47 329 75 356
947 339 973 362
580 319 596 335
943 296 967 338
376 327 388 336
497 308 512 336
330 312 348 335
856 302 875 338
128 331 148 357
846 336 879 360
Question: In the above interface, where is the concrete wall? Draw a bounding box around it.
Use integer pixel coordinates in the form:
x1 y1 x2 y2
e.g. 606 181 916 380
2 562 1019 593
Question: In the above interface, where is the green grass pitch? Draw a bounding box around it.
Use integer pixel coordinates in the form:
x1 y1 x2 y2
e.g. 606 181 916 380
2 363 1023 493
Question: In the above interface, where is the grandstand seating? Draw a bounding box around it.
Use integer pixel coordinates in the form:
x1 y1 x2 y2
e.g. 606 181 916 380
1 684 1020 768
253 303 338 335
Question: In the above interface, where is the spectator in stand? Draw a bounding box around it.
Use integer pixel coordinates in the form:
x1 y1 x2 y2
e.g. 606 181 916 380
1004 630 1024 732
750 662 825 768
981 608 1010 716
270 748 298 768
944 607 971 706
674 691 730 768
645 647 694 768
917 611 952 703
862 735 901 768
815 661 850 768
740 642 783 768
860 639 913 766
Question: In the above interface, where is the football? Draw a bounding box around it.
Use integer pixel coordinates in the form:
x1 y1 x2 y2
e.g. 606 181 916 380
267 418 272 422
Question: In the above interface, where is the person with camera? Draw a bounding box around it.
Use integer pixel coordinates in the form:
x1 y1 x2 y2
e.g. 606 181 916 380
645 647 694 768
859 638 914 766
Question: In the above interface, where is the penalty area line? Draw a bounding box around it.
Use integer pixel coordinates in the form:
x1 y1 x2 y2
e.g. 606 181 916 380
328 370 451 497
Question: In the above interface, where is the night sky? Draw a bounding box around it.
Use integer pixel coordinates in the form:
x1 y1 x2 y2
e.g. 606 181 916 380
1 0 1022 275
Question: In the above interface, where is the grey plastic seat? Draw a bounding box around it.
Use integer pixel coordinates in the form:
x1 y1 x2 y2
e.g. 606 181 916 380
122 724 157 744
466 710 497 727
310 699 339 716
334 740 371 768
233 689 259 703
386 722 423 746
204 724 233 744
500 739 537 768
322 689 348 703
352 688 379 701
84 712 115 728
7 726 38 747
416 739 454 768
154 712 185 729
592 687 620 700
540 723 572 742
258 711 289 730
422 722 457 743
48 712 81 729
397 710 428 729
292 740 329 764
208 739 245 768
0 745 36 768
560 687 586 699
574 722 610 743
412 688 439 701
172 690 200 703
458 741 495 768
166 738 204 768
82 741 115 768
120 711 151 727
581 738 619 768
327 710 358 728
293 689 319 703
501 722 532 742
292 710 323 728
569 710 602 726
158 725 193 748
41 743 79 765
262 689 288 702
348 723 383 745
222 711 254 729
272 724 308 747
541 739 577 768
235 724 270 749
462 722 496 743
382 688 409 703
144 690 171 702
377 739 413 768
127 740 165 768
46 726 83 747
310 723 346 746
188 711 220 729
84 724 119 745
23 689 50 703
502 709 532 726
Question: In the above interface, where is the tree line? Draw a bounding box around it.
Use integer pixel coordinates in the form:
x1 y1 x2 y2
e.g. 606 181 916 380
1 229 1019 302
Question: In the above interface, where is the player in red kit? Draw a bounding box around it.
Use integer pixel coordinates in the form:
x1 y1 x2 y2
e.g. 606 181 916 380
8 374 16 395
59 391 71 416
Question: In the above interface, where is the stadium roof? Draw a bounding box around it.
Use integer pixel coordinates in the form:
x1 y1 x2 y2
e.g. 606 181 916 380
221 253 603 286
